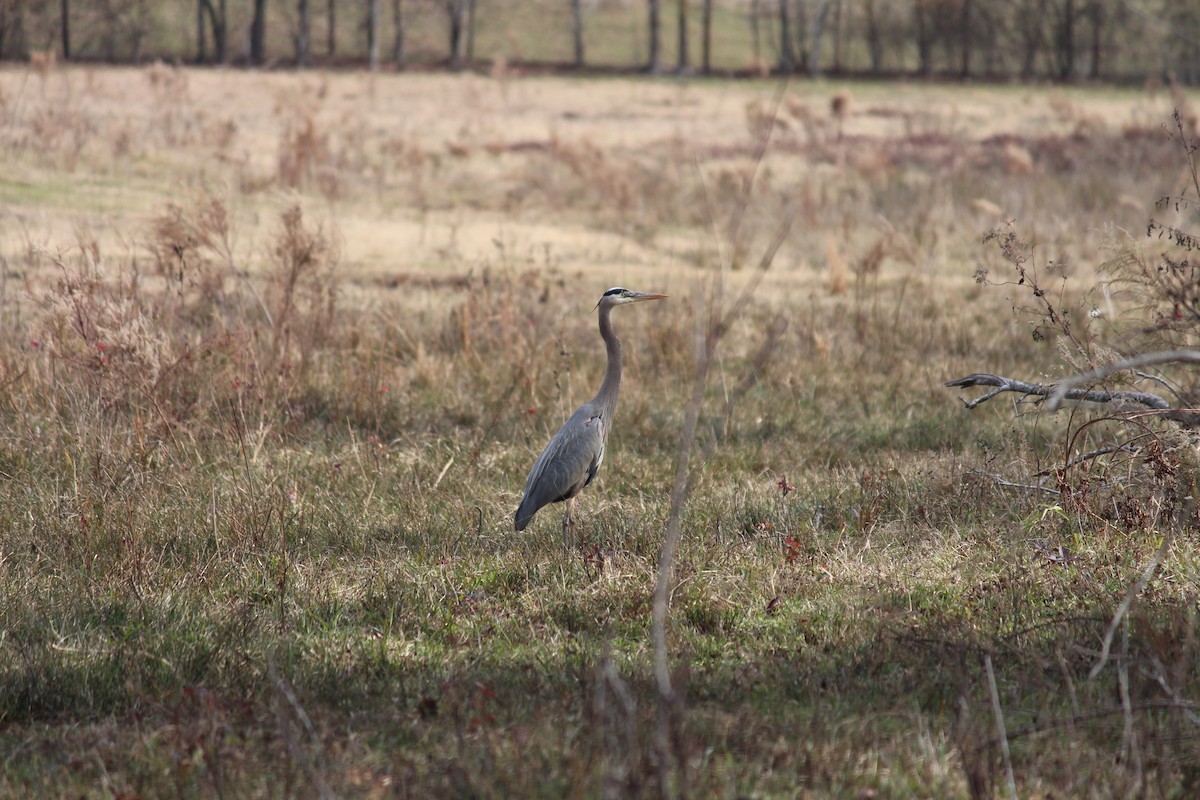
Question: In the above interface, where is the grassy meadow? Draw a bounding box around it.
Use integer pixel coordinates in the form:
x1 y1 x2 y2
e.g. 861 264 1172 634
1 63 1199 797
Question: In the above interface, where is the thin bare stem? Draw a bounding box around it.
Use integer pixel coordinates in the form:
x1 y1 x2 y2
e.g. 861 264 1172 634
1088 529 1174 681
269 657 335 800
651 80 792 800
984 654 1019 800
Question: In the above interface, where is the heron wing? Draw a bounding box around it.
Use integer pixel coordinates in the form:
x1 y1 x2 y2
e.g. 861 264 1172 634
515 406 607 531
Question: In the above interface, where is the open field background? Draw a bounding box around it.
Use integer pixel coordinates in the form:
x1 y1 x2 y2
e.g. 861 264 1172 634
1 63 1199 797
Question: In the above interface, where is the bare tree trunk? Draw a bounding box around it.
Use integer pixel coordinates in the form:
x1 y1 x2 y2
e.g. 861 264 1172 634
327 0 335 56
677 0 689 72
831 0 842 73
647 0 662 72
103 7 116 61
795 0 810 72
1088 0 1102 79
571 0 584 68
978 2 1000 75
865 0 882 72
777 0 792 73
250 0 267 64
392 0 405 68
447 1 459 69
197 0 206 62
60 0 70 59
1019 0 1046 79
749 0 762 68
466 0 476 63
130 2 147 64
960 0 971 77
701 0 713 73
806 0 835 76
216 0 227 61
914 0 932 76
1055 0 1076 80
445 0 467 71
296 0 311 66
368 0 380 70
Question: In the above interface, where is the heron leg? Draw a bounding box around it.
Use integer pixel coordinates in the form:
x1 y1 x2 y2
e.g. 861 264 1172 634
562 497 577 551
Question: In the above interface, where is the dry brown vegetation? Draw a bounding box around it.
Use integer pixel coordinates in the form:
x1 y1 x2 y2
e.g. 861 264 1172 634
1 64 1199 797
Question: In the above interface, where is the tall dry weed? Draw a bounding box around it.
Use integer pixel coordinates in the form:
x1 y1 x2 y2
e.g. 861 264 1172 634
273 82 372 199
150 195 235 322
143 62 203 149
23 193 344 454
28 50 56 81
279 114 337 195
825 234 847 295
502 136 706 237
27 104 95 169
265 204 340 378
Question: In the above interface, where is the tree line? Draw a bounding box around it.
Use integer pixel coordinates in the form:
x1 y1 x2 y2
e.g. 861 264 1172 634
1 1 1197 84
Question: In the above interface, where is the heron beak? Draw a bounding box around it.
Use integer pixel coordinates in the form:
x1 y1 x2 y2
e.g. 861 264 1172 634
594 291 669 310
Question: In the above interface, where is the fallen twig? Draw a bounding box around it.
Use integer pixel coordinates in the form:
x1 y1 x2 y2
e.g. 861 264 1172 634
966 469 1058 494
1031 443 1139 476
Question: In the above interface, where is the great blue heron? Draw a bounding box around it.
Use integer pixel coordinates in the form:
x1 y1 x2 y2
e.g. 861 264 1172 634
515 287 668 536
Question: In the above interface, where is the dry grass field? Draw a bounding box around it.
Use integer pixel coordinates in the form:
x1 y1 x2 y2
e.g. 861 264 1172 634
1 63 1199 797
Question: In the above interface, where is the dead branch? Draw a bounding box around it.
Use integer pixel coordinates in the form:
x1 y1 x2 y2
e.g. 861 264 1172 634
946 373 1172 411
945 373 1200 427
1045 348 1200 410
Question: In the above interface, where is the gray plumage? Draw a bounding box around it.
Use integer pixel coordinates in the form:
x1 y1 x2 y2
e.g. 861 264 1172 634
515 287 667 532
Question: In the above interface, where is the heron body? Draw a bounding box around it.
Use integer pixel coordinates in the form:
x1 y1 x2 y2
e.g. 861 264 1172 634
515 287 667 533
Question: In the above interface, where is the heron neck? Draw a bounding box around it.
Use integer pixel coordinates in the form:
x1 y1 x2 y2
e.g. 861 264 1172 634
594 304 622 418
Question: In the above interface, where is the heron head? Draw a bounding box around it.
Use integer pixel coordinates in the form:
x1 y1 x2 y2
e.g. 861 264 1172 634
594 287 669 311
